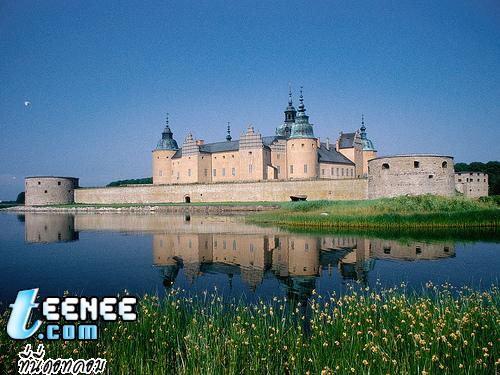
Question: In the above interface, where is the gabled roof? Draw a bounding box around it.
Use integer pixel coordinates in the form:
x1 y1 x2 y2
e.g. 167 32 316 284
200 140 240 153
318 144 355 165
338 132 356 149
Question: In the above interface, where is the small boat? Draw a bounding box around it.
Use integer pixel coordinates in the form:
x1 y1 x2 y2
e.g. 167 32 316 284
290 195 307 201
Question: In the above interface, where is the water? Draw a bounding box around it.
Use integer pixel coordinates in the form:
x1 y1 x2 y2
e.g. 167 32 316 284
0 212 498 309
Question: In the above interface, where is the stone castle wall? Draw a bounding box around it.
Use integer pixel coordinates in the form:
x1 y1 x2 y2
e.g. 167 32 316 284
368 155 455 199
455 172 489 198
75 178 368 204
25 177 79 206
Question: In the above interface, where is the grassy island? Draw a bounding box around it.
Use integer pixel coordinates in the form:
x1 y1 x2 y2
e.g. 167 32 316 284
0 285 498 374
248 195 500 230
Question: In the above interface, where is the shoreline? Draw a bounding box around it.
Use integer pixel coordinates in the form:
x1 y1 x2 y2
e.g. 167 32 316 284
2 203 279 214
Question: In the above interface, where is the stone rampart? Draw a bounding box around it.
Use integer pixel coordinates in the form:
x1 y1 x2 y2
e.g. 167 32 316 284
75 178 368 204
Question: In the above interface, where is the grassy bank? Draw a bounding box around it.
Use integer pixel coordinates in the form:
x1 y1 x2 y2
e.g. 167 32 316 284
248 195 500 230
0 285 498 374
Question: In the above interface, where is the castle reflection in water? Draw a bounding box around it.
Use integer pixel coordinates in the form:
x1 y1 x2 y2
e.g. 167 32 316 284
23 213 455 300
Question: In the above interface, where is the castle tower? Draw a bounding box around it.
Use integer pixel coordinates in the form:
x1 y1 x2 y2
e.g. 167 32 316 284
152 114 179 185
359 115 377 177
286 88 318 179
276 84 296 137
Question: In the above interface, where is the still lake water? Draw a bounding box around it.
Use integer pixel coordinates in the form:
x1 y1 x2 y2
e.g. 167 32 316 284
0 212 499 309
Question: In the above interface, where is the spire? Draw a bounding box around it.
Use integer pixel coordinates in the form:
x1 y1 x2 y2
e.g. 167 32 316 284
163 113 172 134
290 86 315 139
297 86 305 113
226 122 232 141
156 112 179 150
360 114 367 139
281 83 297 131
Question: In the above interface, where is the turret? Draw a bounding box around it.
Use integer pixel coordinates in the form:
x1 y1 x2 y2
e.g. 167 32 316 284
276 84 296 137
153 114 179 185
286 88 318 179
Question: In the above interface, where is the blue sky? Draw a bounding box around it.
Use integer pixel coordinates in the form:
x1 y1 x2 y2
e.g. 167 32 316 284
1 1 499 199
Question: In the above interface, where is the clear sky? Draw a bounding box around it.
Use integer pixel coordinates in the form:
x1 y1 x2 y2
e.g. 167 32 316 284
1 1 500 199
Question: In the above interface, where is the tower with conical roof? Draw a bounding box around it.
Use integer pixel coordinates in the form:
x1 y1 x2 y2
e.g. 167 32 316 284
276 85 296 137
286 87 319 179
289 88 315 139
359 115 377 177
152 114 179 185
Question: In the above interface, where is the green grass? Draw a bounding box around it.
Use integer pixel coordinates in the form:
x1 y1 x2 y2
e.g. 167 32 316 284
0 285 498 374
248 195 500 230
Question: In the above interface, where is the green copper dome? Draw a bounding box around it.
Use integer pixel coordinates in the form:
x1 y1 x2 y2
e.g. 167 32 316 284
290 88 315 139
156 115 179 150
359 115 376 151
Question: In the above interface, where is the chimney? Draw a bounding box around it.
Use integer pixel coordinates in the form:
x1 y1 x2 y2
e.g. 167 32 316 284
326 137 330 151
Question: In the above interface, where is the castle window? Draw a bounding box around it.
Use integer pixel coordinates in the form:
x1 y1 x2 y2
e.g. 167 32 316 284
233 240 236 250
429 175 434 179
336 168 339 176
248 151 252 155
188 169 191 177
232 168 236 176
204 169 208 177
213 169 216 177
159 170 163 177
322 169 325 176
414 161 420 168
331 167 334 175
301 143 304 148
249 164 253 174
458 179 462 182
44 190 48 194
222 168 226 176
223 155 225 159
442 161 448 168
342 168 344 176
232 154 234 158
290 165 294 174
38 181 41 185
416 246 422 254
223 240 226 249
383 246 391 254
276 166 280 174
58 181 61 186
382 163 390 170
277 154 280 160
304 164 308 173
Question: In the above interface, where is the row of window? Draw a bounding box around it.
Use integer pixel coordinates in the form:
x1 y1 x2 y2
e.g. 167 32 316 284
457 178 487 183
159 164 357 178
321 167 354 177
382 161 448 170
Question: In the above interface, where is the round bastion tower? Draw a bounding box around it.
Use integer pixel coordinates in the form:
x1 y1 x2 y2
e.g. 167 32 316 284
286 88 318 179
152 115 179 185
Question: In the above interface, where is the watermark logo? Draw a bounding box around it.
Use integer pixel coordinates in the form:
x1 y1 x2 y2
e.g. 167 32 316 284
17 344 106 374
7 288 137 341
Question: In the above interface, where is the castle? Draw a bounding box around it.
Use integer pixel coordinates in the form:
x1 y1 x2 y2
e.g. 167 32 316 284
23 88 489 206
152 88 376 186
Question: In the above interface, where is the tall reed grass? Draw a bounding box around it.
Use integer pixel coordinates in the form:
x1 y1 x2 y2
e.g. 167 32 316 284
249 195 500 230
0 284 498 374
